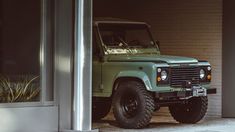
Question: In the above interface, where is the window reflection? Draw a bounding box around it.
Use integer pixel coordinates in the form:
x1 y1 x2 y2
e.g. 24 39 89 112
0 0 41 102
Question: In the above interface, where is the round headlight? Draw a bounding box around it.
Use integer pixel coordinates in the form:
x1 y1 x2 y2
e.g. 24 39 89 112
161 70 168 81
200 69 205 79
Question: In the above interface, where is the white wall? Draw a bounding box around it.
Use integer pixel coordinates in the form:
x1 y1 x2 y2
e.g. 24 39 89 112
94 0 222 117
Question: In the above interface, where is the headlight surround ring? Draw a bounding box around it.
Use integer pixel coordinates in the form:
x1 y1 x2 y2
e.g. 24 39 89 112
157 67 170 85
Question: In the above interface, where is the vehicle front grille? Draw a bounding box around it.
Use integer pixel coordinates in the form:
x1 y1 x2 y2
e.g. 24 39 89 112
170 67 200 88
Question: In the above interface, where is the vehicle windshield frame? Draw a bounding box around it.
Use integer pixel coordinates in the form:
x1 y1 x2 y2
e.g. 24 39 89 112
96 22 160 55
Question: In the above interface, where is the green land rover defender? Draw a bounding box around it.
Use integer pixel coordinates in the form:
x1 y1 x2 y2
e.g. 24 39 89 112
92 18 216 129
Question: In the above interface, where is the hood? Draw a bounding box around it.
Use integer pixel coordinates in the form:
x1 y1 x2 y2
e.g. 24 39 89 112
107 55 198 64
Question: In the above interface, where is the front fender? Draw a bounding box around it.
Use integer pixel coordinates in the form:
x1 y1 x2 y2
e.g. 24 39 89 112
115 71 153 91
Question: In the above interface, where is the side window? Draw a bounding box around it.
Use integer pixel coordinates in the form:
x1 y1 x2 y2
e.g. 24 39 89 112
0 0 41 103
0 0 55 103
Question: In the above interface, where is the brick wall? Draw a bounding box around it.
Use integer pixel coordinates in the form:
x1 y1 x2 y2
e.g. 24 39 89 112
94 0 222 117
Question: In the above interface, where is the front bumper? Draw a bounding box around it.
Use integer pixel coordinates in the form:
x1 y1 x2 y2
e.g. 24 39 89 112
155 87 216 98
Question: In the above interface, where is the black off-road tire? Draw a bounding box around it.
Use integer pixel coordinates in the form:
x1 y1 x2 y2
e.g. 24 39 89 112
169 96 208 123
112 80 155 129
92 100 111 121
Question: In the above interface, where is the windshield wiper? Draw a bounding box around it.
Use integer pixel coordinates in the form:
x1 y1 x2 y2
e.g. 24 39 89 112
116 36 129 48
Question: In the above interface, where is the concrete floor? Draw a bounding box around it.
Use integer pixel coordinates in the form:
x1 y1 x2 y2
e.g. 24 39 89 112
93 114 235 132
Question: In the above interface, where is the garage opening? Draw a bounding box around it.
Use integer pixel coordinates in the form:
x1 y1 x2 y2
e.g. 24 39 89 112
92 0 222 130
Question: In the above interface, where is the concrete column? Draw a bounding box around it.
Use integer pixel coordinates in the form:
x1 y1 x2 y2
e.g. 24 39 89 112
222 0 235 117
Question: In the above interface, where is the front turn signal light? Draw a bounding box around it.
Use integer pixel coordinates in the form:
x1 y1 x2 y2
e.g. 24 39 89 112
207 75 211 80
157 77 161 82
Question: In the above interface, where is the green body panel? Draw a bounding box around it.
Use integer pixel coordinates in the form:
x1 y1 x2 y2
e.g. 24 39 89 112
92 54 211 97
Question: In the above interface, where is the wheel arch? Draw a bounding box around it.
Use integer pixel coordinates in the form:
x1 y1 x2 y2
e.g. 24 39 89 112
112 71 153 97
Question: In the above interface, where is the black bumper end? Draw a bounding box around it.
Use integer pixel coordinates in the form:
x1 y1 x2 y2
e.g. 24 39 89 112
207 88 217 94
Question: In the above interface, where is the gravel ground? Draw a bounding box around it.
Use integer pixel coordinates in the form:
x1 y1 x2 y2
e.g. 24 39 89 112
93 114 235 132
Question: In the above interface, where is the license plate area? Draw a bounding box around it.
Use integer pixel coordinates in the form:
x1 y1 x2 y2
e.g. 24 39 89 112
192 86 207 97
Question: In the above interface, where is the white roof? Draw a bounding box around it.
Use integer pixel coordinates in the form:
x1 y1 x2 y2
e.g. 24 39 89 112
93 18 149 26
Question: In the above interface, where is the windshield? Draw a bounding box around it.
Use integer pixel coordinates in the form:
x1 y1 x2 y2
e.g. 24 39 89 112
98 23 159 55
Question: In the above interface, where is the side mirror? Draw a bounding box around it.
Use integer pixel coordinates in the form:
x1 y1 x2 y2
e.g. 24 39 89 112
155 40 160 50
93 52 104 62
